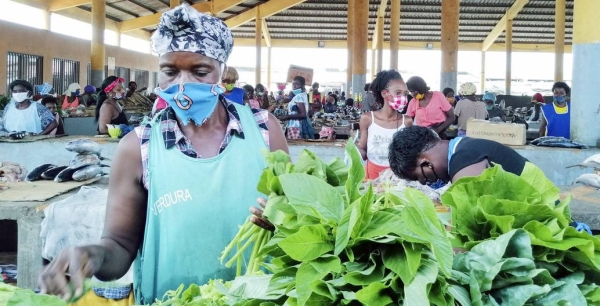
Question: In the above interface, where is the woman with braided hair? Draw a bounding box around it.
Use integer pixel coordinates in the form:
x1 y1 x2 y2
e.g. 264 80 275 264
357 70 413 180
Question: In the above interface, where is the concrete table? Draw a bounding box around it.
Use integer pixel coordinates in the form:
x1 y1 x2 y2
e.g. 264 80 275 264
561 185 600 231
0 178 108 289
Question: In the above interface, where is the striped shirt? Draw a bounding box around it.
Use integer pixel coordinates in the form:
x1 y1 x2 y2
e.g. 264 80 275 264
135 97 270 189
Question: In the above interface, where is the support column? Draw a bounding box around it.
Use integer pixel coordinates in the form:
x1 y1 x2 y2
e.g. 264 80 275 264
170 0 178 8
267 47 272 89
505 19 512 95
371 50 375 79
440 0 459 91
555 0 566 82
115 25 121 47
480 51 486 94
43 10 51 30
255 14 262 85
376 16 384 73
90 0 106 87
390 0 400 70
351 0 368 99
571 0 600 145
346 0 355 92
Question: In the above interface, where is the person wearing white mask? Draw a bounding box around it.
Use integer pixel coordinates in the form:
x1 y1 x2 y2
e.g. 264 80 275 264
2 80 57 135
277 76 314 140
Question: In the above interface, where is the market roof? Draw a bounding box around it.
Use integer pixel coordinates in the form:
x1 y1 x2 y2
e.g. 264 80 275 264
43 0 574 48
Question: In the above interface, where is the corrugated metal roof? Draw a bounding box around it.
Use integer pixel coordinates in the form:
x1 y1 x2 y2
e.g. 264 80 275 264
75 0 574 45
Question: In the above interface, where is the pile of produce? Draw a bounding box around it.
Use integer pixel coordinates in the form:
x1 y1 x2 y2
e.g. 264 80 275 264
26 139 108 183
148 141 600 306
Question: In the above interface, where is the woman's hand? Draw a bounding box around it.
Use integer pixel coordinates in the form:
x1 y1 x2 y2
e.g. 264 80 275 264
250 197 275 231
278 115 288 121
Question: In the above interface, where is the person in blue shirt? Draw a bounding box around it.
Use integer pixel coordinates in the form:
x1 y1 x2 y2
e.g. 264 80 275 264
539 82 570 139
221 66 245 105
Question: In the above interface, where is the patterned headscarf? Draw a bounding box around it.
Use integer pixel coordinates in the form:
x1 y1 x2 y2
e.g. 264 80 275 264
458 82 477 96
151 4 234 63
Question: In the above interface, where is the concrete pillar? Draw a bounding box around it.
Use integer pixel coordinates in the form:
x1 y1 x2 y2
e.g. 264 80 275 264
371 50 375 79
351 0 368 99
571 0 600 145
505 19 512 95
389 0 400 70
480 51 486 94
440 0 459 91
90 0 106 87
376 16 384 73
255 15 262 85
555 0 566 82
170 0 178 8
116 27 121 47
43 10 51 30
346 0 355 92
267 47 272 89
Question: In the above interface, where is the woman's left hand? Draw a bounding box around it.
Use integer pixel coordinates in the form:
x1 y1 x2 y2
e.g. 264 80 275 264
250 198 275 231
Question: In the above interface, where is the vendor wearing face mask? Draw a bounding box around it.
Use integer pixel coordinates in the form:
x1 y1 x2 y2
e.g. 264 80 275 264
357 70 413 180
95 76 129 134
278 76 314 140
61 83 81 110
255 83 270 109
221 66 244 105
405 76 455 139
483 92 506 121
39 5 288 304
2 79 57 135
540 82 571 139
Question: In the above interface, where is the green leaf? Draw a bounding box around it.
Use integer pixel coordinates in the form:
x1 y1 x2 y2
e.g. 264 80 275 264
328 158 349 184
181 284 200 302
262 195 290 226
309 280 338 301
355 282 393 306
295 262 329 306
344 138 366 204
8 289 67 306
334 185 375 255
310 255 342 274
382 242 422 285
531 282 587 306
279 173 345 224
278 224 334 261
404 259 439 306
448 285 472 306
400 188 453 277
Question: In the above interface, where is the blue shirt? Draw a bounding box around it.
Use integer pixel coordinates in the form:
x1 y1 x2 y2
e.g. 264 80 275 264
224 87 245 105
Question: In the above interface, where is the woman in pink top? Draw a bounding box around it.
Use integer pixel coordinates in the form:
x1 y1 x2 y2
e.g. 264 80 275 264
405 76 455 139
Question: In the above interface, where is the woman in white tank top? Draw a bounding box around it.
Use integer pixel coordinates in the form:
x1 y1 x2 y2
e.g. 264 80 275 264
357 70 413 180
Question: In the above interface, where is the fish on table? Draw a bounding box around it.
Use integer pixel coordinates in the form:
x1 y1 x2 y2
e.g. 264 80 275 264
54 167 78 183
41 166 68 180
26 164 57 181
72 164 104 182
69 154 103 170
65 139 102 156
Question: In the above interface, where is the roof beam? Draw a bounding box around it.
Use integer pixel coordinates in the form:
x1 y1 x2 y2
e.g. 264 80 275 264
482 0 529 51
377 0 388 17
225 0 308 29
120 1 210 32
262 21 272 47
372 0 388 49
212 0 246 15
48 0 91 11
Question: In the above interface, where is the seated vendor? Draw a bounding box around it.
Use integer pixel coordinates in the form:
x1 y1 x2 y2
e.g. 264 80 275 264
324 94 337 113
41 96 65 135
221 66 244 105
124 81 152 108
95 76 129 135
482 92 506 121
2 79 57 135
61 83 81 110
540 82 571 139
389 125 527 186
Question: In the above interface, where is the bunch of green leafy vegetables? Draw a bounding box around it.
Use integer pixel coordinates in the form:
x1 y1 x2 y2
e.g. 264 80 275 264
452 228 596 306
213 141 461 306
442 163 600 305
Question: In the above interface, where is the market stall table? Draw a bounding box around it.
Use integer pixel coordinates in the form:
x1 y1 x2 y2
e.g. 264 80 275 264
0 178 106 289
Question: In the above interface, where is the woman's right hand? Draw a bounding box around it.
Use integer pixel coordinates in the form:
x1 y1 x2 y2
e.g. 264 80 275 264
39 246 106 300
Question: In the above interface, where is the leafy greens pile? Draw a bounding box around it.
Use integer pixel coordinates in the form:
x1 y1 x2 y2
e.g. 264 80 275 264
442 162 600 305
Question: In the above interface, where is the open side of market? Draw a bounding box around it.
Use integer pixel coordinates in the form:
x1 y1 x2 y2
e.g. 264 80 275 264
2 0 600 305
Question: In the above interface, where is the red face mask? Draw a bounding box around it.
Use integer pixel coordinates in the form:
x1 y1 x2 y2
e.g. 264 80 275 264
390 95 408 111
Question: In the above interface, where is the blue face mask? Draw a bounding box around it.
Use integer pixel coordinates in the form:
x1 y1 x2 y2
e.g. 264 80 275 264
155 82 225 126
291 89 302 95
72 89 80 96
426 179 446 190
554 95 566 104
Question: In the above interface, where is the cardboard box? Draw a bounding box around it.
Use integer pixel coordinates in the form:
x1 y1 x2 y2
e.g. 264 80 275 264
286 65 313 85
466 119 526 146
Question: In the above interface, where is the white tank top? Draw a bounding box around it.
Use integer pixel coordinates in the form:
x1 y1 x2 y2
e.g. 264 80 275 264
366 112 406 166
3 102 43 134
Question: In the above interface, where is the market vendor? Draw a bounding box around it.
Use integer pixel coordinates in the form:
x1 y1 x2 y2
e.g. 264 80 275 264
255 83 270 109
39 4 288 304
389 125 527 187
2 79 57 135
405 76 455 139
95 76 129 134
483 92 506 121
41 96 65 135
323 94 337 113
61 83 81 110
357 70 412 180
278 76 314 140
221 66 244 105
540 82 571 139
81 85 97 106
